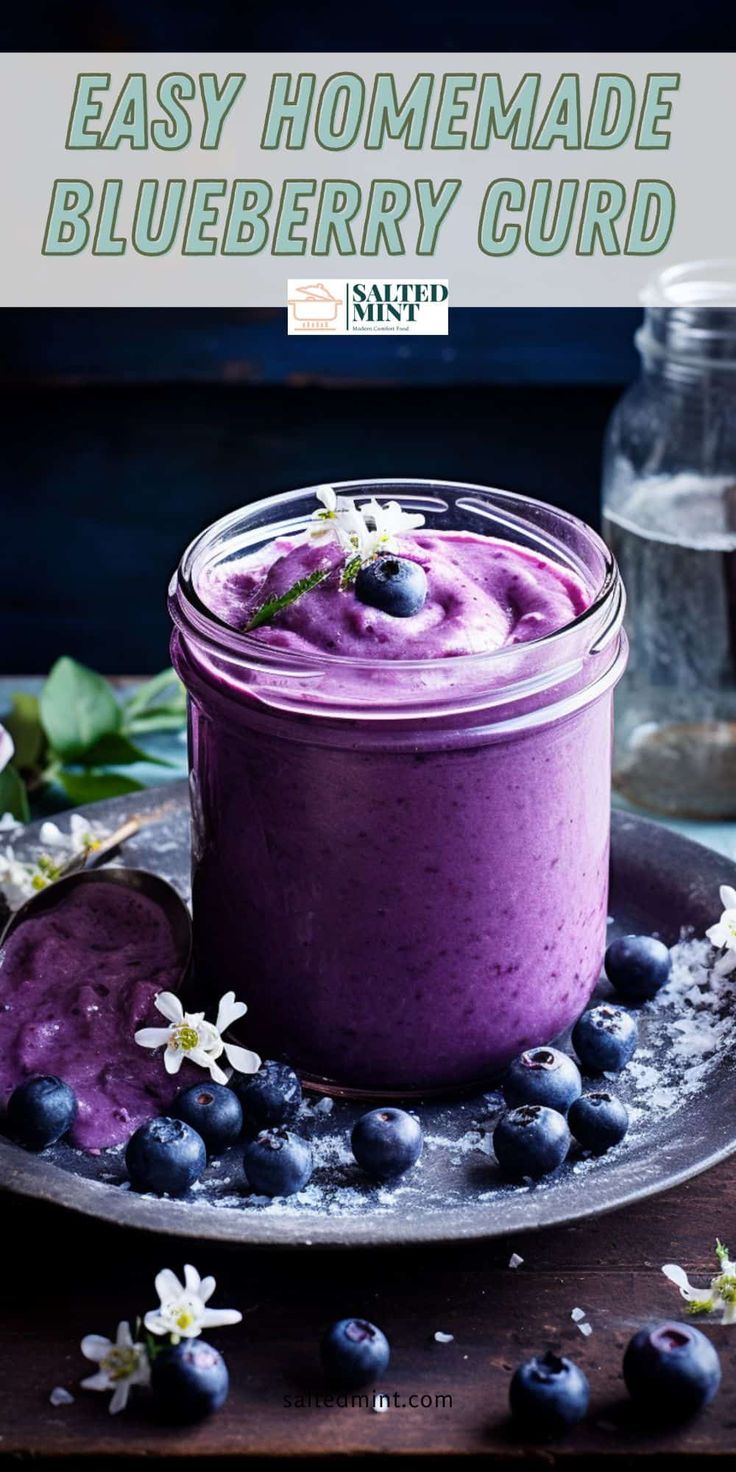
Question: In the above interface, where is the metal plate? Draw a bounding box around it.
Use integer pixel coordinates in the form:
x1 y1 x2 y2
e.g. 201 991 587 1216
0 784 734 1248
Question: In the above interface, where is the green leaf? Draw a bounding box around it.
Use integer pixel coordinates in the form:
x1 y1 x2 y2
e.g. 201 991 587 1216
0 765 30 822
80 733 173 768
245 567 332 631
3 693 45 771
123 669 186 721
40 658 121 760
57 769 144 804
125 711 187 736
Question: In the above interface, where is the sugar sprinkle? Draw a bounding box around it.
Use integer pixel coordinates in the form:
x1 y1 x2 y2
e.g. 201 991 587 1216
49 1387 75 1407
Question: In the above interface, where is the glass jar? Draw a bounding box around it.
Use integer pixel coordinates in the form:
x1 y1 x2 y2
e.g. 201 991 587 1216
602 260 736 818
169 480 626 1096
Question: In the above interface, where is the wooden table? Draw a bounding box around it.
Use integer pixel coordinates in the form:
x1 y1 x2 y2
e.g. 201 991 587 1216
2 1159 735 1460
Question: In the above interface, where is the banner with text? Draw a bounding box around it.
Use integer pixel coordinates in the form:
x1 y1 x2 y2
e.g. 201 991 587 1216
1 52 733 306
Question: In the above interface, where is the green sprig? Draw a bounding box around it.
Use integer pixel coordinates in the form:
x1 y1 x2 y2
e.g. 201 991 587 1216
144 1330 166 1362
244 567 332 631
340 554 363 590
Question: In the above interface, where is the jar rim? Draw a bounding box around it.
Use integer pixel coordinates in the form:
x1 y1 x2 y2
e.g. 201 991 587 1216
641 258 736 309
170 478 621 682
638 259 736 371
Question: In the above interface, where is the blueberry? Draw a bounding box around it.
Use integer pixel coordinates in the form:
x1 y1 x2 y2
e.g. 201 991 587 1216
173 1082 243 1156
605 935 672 1002
572 1004 638 1074
568 1091 629 1154
242 1127 313 1196
6 1075 77 1150
510 1351 589 1436
233 1060 302 1139
351 1107 423 1181
151 1340 229 1422
355 556 427 618
503 1047 582 1114
321 1318 391 1388
623 1322 721 1421
125 1116 206 1196
493 1105 570 1181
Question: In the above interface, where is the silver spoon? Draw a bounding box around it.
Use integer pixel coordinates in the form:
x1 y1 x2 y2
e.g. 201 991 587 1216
0 820 192 983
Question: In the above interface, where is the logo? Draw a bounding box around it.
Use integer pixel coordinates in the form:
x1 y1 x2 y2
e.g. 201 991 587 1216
287 281 343 332
287 280 448 336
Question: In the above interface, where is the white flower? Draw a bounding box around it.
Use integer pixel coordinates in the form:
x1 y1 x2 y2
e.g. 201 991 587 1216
360 496 426 560
308 485 425 564
38 821 66 849
309 486 369 556
0 722 14 775
144 1264 242 1342
39 813 101 857
0 846 35 908
706 885 736 976
0 815 105 911
663 1241 736 1324
80 1321 150 1415
135 990 261 1085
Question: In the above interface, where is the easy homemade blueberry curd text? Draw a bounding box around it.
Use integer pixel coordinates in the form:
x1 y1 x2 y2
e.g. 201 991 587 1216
169 481 627 1096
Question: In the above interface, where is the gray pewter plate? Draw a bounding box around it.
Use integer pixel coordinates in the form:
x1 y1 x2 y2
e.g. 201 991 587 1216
0 782 735 1248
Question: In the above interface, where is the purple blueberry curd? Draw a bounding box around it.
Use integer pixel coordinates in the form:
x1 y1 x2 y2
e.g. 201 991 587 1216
0 882 192 1149
202 532 589 658
170 486 626 1094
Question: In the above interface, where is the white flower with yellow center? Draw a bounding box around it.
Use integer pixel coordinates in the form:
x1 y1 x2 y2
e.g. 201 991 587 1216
360 496 426 560
663 1241 736 1324
134 990 261 1085
0 813 104 909
309 485 425 564
144 1265 243 1343
39 814 102 857
706 885 736 976
80 1321 150 1415
309 485 369 556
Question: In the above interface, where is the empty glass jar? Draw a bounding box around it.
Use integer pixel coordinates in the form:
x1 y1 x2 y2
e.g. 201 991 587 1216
602 260 736 818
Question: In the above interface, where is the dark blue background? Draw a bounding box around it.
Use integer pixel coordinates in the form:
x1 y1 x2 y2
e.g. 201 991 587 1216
3 0 734 49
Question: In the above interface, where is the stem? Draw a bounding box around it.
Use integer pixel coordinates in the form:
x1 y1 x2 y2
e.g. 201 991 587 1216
244 567 332 631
